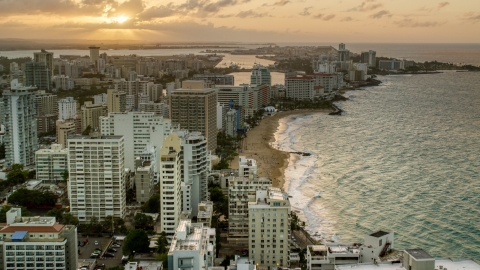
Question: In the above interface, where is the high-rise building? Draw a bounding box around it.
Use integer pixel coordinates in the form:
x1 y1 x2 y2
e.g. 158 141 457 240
58 97 77 120
228 173 272 244
0 208 78 270
337 43 350 62
56 119 76 148
250 65 271 86
285 75 316 100
2 80 38 167
89 46 100 63
100 112 172 172
159 133 183 240
361 50 377 67
192 73 234 88
174 130 209 217
134 160 154 204
107 89 126 113
248 187 291 269
80 101 107 132
35 90 58 116
225 109 238 137
52 75 74 90
67 133 126 222
35 144 68 184
139 101 169 119
25 62 51 90
167 219 216 270
34 49 54 75
93 93 108 105
170 88 218 151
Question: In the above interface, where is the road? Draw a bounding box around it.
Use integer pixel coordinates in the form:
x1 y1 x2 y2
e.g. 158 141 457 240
78 236 123 268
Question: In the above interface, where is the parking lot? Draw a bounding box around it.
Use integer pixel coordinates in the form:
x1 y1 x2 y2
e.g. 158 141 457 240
78 236 123 268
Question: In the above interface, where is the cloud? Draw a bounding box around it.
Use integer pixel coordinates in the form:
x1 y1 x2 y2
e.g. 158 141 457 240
438 2 449 9
272 0 290 6
0 20 28 27
341 16 353 22
236 10 271 18
369 10 391 19
461 12 480 23
298 7 312 16
394 18 445 27
312 14 335 21
348 0 383 12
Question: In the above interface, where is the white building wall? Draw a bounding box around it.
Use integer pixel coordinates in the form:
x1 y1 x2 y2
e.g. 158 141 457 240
58 97 77 120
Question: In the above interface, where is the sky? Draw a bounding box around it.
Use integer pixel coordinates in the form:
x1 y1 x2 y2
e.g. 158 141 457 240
0 0 479 43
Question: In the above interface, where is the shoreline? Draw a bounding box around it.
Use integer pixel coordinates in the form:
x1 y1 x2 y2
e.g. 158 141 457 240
231 108 332 189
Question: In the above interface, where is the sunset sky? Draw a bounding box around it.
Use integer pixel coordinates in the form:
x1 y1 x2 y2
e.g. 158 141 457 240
0 0 479 43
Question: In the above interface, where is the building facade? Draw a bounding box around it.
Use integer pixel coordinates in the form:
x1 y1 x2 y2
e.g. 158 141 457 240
58 97 77 121
2 80 38 167
251 65 271 86
35 144 68 184
67 134 126 222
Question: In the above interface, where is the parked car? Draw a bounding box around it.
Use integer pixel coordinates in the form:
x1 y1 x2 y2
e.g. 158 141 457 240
94 248 102 252
94 241 99 245
90 253 99 258
103 253 115 258
79 242 86 247
112 243 121 248
93 250 101 254
107 248 117 252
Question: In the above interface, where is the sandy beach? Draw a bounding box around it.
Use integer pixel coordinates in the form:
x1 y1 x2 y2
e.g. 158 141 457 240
231 109 332 189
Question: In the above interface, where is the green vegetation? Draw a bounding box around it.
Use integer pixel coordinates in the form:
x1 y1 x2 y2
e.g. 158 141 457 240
0 56 32 75
275 58 314 74
100 215 127 234
0 143 5 159
142 193 160 213
214 131 243 170
155 231 169 254
273 98 335 111
46 208 79 225
61 170 69 182
208 181 228 220
8 189 57 207
134 213 154 229
122 229 150 255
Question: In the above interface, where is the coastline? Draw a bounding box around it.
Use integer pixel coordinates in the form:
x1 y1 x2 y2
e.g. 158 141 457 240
231 108 332 189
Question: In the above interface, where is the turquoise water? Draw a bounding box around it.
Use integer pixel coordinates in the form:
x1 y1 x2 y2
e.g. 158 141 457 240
275 71 480 260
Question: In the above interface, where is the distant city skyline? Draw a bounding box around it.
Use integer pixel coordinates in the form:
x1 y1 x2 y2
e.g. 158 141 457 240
0 0 479 43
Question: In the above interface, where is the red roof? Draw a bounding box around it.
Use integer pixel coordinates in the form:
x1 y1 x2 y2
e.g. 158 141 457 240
0 224 65 233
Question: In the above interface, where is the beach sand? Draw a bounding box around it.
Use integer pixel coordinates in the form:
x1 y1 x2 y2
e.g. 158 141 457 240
231 109 332 189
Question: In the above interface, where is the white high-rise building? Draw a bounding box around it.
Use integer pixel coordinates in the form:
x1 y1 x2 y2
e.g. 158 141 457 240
2 79 38 167
35 144 68 184
0 208 78 270
100 112 172 173
93 93 107 104
225 109 238 138
174 130 210 217
67 133 126 222
58 97 77 120
248 187 291 269
159 133 183 241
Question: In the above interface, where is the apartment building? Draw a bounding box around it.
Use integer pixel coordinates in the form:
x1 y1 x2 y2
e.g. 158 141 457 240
0 208 77 270
107 89 126 113
134 161 155 204
2 80 38 167
238 156 258 178
175 130 210 217
58 97 77 121
139 101 169 119
169 88 217 151
56 120 76 149
100 112 172 172
67 133 126 222
80 101 107 132
285 76 315 100
251 65 271 86
159 133 183 240
197 201 213 228
248 187 291 269
167 220 216 270
192 74 234 88
228 174 272 244
35 144 68 184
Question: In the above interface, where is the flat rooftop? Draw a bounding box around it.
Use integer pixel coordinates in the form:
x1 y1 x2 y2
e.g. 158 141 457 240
405 249 433 260
370 230 390 238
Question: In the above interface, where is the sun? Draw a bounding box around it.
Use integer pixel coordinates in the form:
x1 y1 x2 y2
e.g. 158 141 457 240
113 15 129 23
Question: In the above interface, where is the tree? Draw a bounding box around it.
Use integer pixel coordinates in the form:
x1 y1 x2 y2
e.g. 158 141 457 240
61 170 69 182
142 194 160 213
8 189 57 207
47 208 65 221
63 213 79 225
122 229 150 255
0 206 31 222
126 188 135 203
6 164 29 185
0 143 5 159
155 231 169 254
134 213 154 229
208 181 228 219
156 253 168 269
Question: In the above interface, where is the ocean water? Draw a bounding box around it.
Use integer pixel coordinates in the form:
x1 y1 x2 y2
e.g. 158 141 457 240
274 71 480 260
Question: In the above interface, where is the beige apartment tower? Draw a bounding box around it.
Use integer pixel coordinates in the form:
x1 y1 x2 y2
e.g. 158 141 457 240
89 46 100 63
169 88 217 151
107 89 127 113
56 119 76 148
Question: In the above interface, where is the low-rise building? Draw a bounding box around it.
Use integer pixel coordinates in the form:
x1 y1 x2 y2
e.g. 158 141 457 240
307 244 360 270
167 220 216 270
227 255 256 270
359 230 394 263
0 208 78 270
197 201 213 227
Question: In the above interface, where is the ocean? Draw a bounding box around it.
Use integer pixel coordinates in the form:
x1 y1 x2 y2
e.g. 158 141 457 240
274 71 480 260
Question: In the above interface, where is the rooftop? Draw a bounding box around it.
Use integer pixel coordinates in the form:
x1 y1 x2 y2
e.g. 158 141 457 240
370 230 390 238
405 249 433 260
